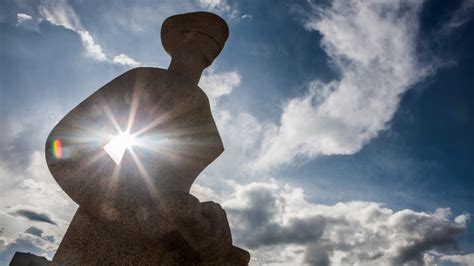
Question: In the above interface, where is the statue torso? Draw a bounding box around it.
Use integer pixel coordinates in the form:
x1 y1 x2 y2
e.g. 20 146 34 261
46 67 223 241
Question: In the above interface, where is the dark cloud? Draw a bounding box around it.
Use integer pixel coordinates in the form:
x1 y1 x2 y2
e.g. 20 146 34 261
391 211 467 265
227 185 279 229
25 227 43 238
228 191 331 263
261 217 326 245
226 182 326 248
224 181 469 265
9 208 57 225
24 227 55 243
236 216 327 249
43 235 55 243
304 243 331 266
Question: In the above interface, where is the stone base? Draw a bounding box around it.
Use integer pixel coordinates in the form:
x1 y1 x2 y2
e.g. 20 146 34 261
53 208 249 265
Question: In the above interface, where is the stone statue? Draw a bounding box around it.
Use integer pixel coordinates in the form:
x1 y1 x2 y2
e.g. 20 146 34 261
45 12 250 265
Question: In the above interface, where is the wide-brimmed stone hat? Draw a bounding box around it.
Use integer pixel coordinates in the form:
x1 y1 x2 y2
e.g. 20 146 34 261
161 12 229 56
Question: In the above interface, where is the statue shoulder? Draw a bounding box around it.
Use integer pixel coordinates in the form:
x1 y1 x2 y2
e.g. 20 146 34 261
127 66 166 74
95 67 166 96
120 67 166 80
193 85 212 107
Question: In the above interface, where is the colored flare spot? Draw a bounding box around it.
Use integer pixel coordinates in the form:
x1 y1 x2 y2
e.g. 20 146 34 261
53 139 63 159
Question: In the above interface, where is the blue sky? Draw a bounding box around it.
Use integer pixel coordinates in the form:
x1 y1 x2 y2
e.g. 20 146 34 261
1 0 473 265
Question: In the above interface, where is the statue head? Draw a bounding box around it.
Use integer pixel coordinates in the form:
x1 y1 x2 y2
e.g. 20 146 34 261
161 12 229 69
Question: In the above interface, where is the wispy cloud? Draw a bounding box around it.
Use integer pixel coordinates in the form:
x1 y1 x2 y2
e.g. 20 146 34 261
197 0 232 13
253 0 434 171
38 0 139 66
441 0 474 32
112 54 140 67
439 252 474 265
196 0 239 19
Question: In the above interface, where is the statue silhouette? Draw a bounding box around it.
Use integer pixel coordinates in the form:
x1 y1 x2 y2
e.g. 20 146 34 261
45 12 250 265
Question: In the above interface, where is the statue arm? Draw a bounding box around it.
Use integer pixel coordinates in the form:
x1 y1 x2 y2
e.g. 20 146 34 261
193 91 225 162
158 192 232 261
45 68 143 201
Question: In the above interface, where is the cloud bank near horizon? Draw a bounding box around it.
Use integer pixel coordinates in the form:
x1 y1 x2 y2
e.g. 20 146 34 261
223 180 470 265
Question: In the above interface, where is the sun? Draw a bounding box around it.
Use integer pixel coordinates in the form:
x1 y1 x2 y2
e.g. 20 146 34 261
103 131 136 165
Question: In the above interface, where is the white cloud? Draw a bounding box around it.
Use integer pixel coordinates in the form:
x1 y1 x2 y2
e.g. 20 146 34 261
38 0 139 65
192 70 273 188
76 30 107 61
112 53 140 67
199 69 272 180
16 13 33 25
197 0 231 13
196 70 273 181
199 70 241 107
203 108 276 183
38 0 81 30
223 180 470 265
196 0 239 19
253 0 434 171
0 149 76 263
0 227 59 264
190 183 219 202
440 253 474 265
16 13 40 31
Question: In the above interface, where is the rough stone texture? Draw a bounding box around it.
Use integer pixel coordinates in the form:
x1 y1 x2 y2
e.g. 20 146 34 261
45 12 250 265
53 208 248 265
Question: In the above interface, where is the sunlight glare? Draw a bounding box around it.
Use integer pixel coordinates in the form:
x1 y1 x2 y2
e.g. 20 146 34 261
103 131 136 165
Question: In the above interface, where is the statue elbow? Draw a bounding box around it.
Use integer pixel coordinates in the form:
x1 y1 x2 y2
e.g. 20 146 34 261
217 140 225 155
219 144 225 154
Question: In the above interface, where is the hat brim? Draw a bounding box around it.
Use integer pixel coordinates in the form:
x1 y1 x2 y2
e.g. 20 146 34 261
161 12 229 56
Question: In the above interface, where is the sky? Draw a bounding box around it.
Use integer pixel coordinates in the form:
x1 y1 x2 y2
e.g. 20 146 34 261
0 0 473 265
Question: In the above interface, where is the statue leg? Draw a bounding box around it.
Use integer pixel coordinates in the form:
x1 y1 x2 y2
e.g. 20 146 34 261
52 207 187 265
53 206 249 265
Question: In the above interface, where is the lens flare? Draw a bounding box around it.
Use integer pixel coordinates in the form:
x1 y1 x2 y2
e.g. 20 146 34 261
53 139 63 159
